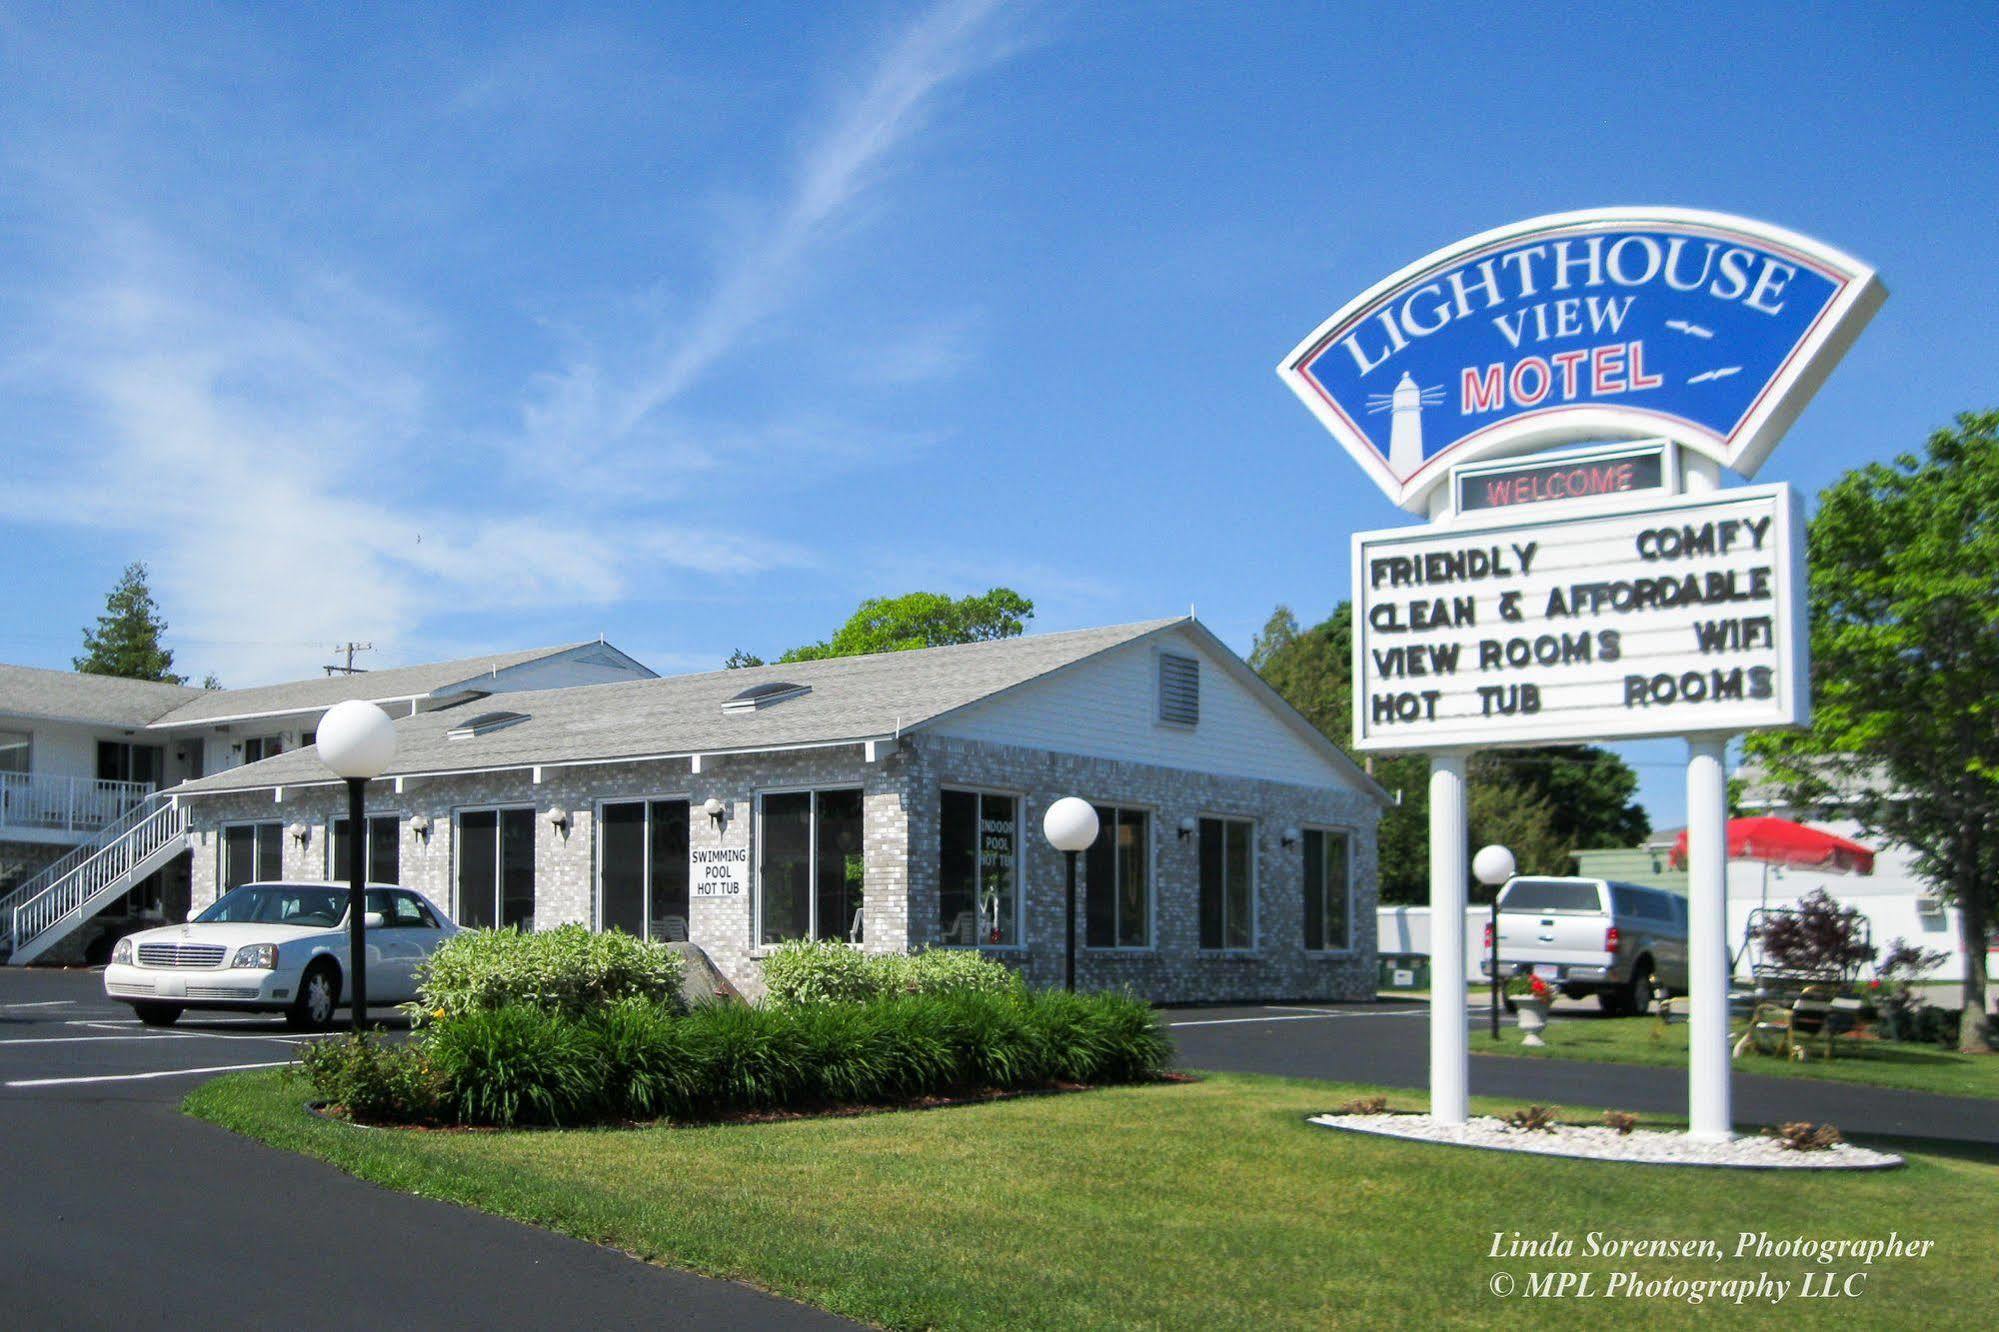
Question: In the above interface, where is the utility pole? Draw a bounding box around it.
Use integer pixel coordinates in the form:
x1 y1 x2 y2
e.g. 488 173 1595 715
323 642 373 676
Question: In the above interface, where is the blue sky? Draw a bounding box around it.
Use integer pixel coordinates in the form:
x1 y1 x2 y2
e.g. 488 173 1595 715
2 2 1992 826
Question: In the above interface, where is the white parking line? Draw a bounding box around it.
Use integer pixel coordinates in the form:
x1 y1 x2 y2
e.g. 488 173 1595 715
2 1000 75 1010
1169 1006 1494 1028
6 1060 293 1089
1169 1012 1352 1028
0 1031 328 1047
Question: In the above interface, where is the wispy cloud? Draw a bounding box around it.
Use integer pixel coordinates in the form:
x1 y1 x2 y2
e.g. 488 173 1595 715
0 1 1028 683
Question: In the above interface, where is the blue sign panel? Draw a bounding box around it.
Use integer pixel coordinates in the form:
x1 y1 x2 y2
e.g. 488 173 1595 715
1278 210 1883 512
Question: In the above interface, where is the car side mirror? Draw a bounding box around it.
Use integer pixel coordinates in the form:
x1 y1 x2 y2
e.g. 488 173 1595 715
363 911 386 929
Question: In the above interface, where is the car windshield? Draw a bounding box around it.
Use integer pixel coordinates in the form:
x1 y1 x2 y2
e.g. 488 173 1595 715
195 886 349 927
1501 879 1603 913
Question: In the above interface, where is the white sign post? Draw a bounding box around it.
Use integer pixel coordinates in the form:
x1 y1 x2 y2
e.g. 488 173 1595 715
1278 208 1882 1141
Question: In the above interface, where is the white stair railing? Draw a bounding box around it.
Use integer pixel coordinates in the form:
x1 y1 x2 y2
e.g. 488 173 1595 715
5 799 191 960
0 773 154 836
0 795 168 954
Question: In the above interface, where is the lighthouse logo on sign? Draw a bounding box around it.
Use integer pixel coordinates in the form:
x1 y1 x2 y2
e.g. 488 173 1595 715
1278 208 1884 512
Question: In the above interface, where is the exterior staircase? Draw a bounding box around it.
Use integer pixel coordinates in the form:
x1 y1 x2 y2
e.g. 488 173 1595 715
0 796 191 966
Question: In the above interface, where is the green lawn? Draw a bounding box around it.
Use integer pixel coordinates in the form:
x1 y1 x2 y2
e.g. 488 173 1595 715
1473 1015 1999 1098
187 1070 1995 1329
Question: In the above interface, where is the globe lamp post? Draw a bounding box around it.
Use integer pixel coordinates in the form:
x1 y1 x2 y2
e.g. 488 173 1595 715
1042 798 1100 993
1472 844 1517 1040
317 700 398 1032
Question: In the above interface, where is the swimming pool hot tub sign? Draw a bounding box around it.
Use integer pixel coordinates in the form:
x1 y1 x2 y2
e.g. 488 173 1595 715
1351 485 1807 750
1279 209 1883 512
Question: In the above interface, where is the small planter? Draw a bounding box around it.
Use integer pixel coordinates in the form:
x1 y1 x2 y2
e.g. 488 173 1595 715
1514 997 1549 1047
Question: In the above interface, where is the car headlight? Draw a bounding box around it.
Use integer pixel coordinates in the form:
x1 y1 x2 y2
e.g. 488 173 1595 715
112 937 134 965
231 943 279 970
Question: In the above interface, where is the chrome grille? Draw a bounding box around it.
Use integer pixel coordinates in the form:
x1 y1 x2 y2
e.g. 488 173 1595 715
136 942 228 969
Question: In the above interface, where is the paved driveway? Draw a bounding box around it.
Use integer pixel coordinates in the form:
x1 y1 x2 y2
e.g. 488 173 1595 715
0 968 856 1330
1164 999 1999 1150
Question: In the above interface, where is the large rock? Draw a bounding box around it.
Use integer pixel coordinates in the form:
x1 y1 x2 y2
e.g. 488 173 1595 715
667 941 745 1008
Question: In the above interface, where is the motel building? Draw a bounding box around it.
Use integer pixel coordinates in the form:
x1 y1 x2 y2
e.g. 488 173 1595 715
4 619 1387 1002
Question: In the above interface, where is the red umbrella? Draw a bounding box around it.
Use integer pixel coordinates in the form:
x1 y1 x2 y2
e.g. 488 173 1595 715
1669 816 1875 874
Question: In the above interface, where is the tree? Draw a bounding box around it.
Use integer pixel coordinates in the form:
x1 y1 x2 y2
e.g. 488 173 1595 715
1745 411 1999 1053
775 588 1034 663
75 562 185 684
723 649 765 670
1250 601 1650 904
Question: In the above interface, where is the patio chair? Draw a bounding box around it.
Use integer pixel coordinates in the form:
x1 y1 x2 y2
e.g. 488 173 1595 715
1736 985 1836 1060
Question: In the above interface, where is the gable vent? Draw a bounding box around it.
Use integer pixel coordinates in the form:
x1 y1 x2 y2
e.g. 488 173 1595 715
1158 653 1199 726
724 681 812 715
448 710 531 739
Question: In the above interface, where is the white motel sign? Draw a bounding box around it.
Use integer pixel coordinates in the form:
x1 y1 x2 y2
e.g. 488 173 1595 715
1353 485 1807 750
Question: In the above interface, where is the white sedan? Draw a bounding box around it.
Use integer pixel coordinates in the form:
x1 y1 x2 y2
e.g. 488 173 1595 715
104 882 460 1029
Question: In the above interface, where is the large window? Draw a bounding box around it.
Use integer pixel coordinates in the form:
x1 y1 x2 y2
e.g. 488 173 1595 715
1198 817 1255 950
221 821 283 891
600 799 691 941
457 808 536 930
98 740 163 786
759 789 864 945
939 790 1019 947
330 816 401 885
0 729 29 774
1302 828 1352 952
242 736 283 764
1085 806 1150 949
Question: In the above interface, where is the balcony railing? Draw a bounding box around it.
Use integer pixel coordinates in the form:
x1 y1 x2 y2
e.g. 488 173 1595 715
0 773 156 837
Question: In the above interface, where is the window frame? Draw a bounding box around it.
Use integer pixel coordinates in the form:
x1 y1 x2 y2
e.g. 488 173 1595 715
936 784 1027 952
752 784 867 949
1082 801 1156 952
591 789 693 941
218 819 284 892
0 728 32 775
325 813 404 885
1196 813 1259 953
451 803 539 931
1301 824 1357 955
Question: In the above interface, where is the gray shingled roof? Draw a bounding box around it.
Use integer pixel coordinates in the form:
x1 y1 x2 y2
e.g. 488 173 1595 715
145 644 592 727
175 620 1186 795
0 664 203 727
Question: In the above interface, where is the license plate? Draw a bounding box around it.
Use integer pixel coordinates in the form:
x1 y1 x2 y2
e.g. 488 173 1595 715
1533 964 1559 980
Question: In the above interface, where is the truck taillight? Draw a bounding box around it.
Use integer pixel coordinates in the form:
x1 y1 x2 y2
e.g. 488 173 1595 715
1604 925 1621 953
1483 923 1494 949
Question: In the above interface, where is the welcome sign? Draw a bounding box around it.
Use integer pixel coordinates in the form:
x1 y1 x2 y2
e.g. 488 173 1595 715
1278 209 1883 512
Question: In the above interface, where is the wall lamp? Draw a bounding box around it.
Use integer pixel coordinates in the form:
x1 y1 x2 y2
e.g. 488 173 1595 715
704 796 727 827
1177 816 1197 842
1281 827 1301 849
287 821 310 845
409 814 432 839
545 806 571 837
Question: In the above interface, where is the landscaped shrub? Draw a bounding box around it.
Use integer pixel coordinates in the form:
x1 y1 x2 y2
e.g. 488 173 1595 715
290 1031 439 1125
426 1004 604 1126
760 940 1021 1006
872 948 1022 1000
302 987 1174 1129
759 938 880 1006
416 924 685 1019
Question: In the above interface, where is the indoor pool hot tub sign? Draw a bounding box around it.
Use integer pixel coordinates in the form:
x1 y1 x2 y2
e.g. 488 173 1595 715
1278 208 1884 512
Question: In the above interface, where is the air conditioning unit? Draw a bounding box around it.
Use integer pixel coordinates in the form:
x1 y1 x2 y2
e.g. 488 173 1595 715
1915 894 1944 917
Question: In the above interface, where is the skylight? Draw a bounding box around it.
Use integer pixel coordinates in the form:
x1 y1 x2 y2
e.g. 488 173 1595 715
723 681 811 714
447 710 531 739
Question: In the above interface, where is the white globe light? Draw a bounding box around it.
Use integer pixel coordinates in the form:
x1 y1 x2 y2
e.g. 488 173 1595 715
316 700 398 780
1042 797 1100 853
1472 843 1517 887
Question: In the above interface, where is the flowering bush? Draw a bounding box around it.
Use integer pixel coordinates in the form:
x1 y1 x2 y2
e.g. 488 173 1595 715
1504 972 1552 1001
415 925 685 1019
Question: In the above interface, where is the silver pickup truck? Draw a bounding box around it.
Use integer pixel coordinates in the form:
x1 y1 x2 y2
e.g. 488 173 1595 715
1480 876 1688 1015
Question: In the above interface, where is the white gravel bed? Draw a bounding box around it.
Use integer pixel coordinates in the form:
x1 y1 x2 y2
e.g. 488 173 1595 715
1307 1113 1904 1170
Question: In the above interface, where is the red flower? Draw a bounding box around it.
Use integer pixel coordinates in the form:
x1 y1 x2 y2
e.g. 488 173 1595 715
1529 974 1551 999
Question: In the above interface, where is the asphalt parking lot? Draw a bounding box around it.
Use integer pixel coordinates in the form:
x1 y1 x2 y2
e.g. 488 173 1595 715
0 967 856 1330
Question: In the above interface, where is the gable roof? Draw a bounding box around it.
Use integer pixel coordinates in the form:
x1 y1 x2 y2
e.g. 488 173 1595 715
0 664 202 728
145 643 627 727
172 618 1391 804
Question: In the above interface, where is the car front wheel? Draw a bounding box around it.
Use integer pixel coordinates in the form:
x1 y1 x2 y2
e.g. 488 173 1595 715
133 1002 182 1027
287 964 340 1031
